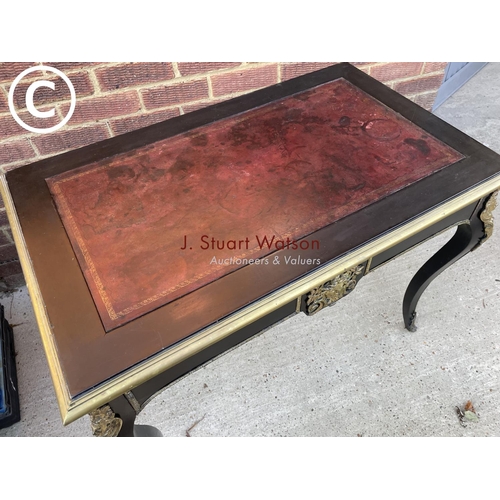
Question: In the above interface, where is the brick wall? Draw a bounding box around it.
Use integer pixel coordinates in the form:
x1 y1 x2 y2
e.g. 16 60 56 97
0 61 447 291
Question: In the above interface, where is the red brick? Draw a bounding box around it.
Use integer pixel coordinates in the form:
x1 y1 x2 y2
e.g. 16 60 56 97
61 91 141 125
9 71 95 110
0 63 37 83
411 91 438 111
178 62 240 77
44 62 100 72
141 79 209 109
393 74 445 96
18 105 65 130
5 67 44 109
0 105 65 137
0 138 36 166
280 63 335 81
95 63 174 92
0 113 28 139
370 62 424 82
211 65 278 97
0 259 22 277
32 124 109 156
423 62 447 74
0 90 8 114
181 98 227 114
0 244 19 262
109 108 180 135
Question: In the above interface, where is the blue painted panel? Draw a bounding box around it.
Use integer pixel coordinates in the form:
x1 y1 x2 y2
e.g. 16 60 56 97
445 62 468 80
433 62 488 111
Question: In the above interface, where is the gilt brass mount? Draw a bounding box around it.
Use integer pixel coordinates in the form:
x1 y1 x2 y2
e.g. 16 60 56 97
306 264 365 315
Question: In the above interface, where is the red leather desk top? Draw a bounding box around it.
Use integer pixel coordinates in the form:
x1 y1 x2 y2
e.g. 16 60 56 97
47 78 462 331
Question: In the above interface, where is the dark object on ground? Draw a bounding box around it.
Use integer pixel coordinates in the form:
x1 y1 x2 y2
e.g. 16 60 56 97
0 303 20 429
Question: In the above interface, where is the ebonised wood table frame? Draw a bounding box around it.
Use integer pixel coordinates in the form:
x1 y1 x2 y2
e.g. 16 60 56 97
1 63 499 437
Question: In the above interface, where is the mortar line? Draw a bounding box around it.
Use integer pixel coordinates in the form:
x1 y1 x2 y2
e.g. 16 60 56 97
26 137 41 158
207 76 214 99
172 62 181 79
87 67 103 97
105 120 113 136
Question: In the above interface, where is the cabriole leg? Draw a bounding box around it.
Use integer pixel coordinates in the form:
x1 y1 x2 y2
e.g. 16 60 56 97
403 192 497 331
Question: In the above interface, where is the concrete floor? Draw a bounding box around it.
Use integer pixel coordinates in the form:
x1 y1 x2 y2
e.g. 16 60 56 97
2 63 500 437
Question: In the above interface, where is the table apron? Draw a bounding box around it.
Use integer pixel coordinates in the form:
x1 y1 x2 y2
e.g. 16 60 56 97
368 200 479 272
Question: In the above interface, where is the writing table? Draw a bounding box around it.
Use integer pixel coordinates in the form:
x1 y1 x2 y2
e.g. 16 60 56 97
1 63 499 436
